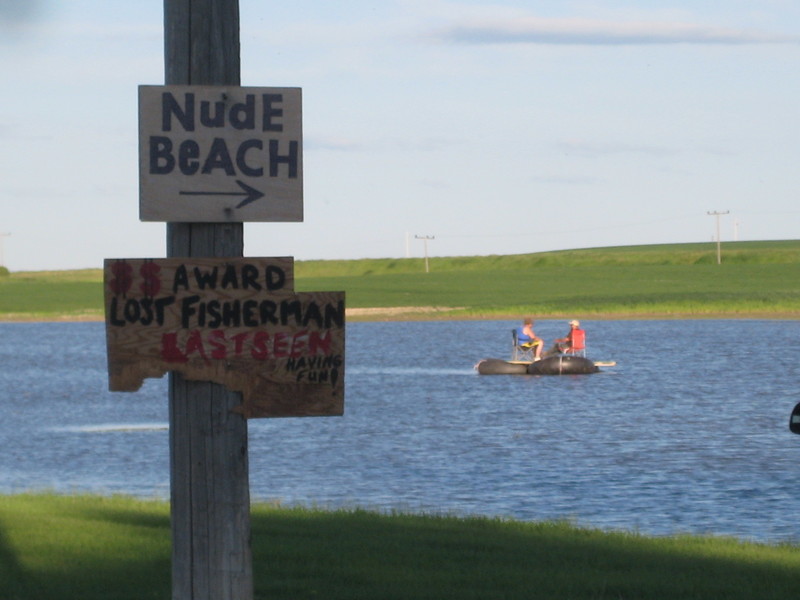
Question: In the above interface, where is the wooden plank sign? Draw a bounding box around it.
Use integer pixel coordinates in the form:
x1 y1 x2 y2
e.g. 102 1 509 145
139 85 303 223
104 257 344 418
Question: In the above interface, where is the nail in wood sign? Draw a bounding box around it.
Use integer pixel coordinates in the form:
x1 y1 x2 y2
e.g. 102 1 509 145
104 257 344 418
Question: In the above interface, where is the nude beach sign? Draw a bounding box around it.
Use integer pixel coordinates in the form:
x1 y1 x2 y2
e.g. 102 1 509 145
139 85 303 223
104 257 344 418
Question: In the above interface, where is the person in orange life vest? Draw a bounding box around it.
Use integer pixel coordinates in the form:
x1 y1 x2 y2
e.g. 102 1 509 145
517 317 543 360
554 319 585 354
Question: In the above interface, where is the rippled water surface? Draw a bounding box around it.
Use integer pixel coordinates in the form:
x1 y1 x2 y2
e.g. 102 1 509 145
2 319 799 542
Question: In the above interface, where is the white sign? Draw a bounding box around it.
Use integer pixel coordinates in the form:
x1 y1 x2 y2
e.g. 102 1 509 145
138 85 303 223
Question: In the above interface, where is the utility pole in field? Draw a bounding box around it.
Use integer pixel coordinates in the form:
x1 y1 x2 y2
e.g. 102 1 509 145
707 210 729 265
415 234 434 273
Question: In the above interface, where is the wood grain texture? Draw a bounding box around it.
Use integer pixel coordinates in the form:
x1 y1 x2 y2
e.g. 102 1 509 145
104 257 344 417
163 2 251 598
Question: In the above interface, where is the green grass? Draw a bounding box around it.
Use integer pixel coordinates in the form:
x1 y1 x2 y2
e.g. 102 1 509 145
297 263 800 316
294 239 800 276
0 269 104 321
0 494 170 600
295 240 800 318
2 241 800 320
1 493 799 600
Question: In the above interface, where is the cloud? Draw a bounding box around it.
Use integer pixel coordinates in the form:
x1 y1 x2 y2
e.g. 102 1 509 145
306 135 462 153
0 0 48 41
0 0 44 23
529 174 599 186
434 17 800 46
305 136 366 152
555 140 678 159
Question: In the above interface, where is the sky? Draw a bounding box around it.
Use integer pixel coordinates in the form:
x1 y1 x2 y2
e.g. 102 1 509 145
1 0 799 271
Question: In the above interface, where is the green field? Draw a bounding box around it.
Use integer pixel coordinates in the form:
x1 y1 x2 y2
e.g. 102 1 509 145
2 494 799 600
2 240 800 320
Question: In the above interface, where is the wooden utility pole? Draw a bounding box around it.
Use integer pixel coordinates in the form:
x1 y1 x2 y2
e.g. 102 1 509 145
707 210 729 265
415 235 434 273
163 1 252 599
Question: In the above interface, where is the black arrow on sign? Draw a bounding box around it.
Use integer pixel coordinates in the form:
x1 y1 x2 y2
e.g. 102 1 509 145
179 180 265 209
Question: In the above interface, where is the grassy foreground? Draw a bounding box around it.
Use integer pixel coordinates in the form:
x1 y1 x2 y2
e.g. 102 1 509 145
1 241 799 320
1 494 799 600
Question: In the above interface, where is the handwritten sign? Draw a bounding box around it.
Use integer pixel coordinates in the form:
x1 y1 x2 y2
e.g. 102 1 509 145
139 85 303 223
104 257 344 418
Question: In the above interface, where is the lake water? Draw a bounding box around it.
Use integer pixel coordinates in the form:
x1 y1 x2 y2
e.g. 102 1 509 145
1 319 799 543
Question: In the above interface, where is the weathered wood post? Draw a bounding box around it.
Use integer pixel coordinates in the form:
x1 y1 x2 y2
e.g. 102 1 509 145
108 2 337 596
163 1 252 598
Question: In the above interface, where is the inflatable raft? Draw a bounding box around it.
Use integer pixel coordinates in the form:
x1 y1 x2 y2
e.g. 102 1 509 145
476 355 600 375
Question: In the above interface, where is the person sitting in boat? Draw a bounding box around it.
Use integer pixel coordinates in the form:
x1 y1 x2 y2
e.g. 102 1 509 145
517 317 543 360
553 319 586 355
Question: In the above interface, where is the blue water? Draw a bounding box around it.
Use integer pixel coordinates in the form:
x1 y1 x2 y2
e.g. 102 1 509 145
1 319 799 543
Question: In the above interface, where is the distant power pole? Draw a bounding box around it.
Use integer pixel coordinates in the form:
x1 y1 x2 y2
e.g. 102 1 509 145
707 210 729 265
415 235 434 273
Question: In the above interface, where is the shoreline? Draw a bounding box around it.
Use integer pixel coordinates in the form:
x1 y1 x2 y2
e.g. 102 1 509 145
1 306 799 323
